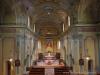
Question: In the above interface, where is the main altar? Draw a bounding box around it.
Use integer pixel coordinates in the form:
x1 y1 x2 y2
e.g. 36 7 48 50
30 52 66 75
33 52 64 67
28 52 72 75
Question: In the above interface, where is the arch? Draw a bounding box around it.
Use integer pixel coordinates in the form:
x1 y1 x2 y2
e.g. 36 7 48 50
84 36 96 71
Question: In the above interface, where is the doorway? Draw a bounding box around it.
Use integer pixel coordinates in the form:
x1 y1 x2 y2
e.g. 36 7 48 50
6 61 11 75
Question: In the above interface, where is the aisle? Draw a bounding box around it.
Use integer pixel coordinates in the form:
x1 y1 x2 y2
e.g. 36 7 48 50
45 68 54 75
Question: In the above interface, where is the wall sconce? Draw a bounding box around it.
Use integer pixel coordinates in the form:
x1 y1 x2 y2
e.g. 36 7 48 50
86 56 90 61
9 58 13 62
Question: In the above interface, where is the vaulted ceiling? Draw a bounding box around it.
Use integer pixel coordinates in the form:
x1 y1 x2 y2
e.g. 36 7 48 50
17 0 79 37
0 0 100 38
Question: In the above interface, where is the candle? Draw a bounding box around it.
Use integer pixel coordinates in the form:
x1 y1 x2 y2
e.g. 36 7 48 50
68 16 70 26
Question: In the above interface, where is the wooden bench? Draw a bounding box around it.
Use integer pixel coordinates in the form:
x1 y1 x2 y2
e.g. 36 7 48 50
28 66 71 75
29 67 45 75
55 67 71 75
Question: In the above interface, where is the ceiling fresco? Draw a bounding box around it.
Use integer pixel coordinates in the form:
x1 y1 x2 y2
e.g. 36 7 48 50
0 0 100 37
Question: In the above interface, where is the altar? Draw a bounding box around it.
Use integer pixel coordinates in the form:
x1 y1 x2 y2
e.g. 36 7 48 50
35 52 64 67
29 52 70 75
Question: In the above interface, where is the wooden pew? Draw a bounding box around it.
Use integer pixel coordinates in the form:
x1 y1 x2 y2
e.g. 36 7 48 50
28 66 72 75
29 67 45 75
55 67 71 75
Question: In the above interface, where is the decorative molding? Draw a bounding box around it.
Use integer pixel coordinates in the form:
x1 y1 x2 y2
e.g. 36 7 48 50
74 23 100 27
76 27 100 32
0 25 34 35
71 24 100 32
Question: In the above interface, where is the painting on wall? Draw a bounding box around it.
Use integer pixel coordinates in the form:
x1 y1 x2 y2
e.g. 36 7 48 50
45 38 53 52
